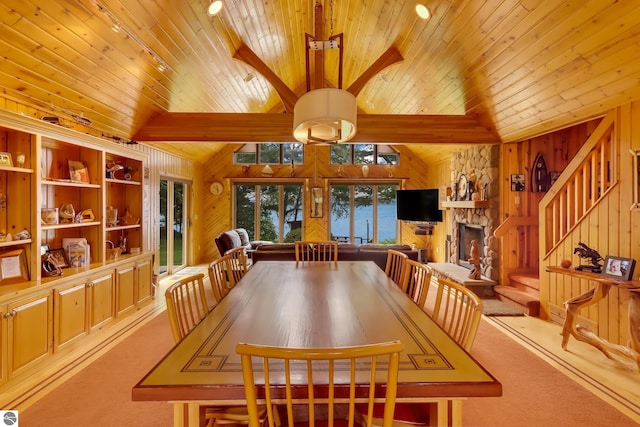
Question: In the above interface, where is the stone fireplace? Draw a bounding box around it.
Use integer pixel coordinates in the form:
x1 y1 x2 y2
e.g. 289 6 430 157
447 146 500 282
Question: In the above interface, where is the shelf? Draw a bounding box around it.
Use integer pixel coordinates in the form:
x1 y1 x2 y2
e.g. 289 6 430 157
441 200 490 209
42 179 101 189
0 165 34 174
106 224 141 231
0 239 32 248
41 221 101 230
546 266 640 289
106 178 141 186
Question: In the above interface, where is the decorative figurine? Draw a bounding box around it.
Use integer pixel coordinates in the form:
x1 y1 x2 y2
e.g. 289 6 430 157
573 242 603 273
468 239 481 280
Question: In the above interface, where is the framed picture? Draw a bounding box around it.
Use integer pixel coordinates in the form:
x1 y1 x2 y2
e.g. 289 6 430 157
0 249 30 284
68 160 90 183
310 187 323 218
0 152 13 167
510 174 525 192
67 242 90 267
549 171 562 186
48 248 70 269
602 256 636 280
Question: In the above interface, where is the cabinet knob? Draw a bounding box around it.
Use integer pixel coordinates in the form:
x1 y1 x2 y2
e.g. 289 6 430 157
87 282 94 288
4 310 16 319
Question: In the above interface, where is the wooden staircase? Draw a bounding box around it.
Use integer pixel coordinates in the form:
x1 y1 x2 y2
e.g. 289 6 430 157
493 273 540 316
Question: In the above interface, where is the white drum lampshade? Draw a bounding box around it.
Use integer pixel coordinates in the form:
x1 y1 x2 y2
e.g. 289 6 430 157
293 88 357 143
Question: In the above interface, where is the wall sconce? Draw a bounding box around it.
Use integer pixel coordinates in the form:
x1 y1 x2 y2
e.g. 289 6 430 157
261 164 274 177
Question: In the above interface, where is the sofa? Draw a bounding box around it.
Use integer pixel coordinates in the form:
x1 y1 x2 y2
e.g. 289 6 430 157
252 243 418 271
214 228 272 258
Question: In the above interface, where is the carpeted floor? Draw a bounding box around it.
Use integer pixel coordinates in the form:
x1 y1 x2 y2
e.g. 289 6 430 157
20 313 639 426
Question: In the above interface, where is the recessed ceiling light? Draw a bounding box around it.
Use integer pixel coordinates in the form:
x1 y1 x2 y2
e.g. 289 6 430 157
208 0 223 16
366 100 375 109
415 4 431 20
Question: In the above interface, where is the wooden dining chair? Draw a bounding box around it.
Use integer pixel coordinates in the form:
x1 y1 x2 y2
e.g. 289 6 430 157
165 273 210 343
226 246 250 284
237 340 404 427
399 260 433 310
431 277 484 351
385 249 408 286
166 274 269 427
363 277 484 427
208 255 235 304
294 241 339 263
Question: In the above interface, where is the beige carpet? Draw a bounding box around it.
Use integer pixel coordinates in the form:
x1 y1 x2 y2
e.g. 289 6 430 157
20 313 639 426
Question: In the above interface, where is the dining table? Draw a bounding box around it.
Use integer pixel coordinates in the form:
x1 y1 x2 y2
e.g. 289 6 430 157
132 260 502 427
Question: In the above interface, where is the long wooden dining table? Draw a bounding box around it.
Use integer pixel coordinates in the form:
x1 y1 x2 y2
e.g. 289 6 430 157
132 260 502 427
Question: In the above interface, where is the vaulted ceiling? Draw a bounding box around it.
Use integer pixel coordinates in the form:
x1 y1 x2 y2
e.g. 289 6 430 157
2 1 640 164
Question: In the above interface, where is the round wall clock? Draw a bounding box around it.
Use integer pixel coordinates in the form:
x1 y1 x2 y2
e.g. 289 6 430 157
209 181 223 196
457 174 469 200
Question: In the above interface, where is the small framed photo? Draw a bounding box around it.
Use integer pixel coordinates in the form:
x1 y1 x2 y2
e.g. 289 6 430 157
0 152 13 167
48 248 70 269
549 171 562 186
510 174 525 192
602 256 636 280
68 160 90 183
0 249 30 284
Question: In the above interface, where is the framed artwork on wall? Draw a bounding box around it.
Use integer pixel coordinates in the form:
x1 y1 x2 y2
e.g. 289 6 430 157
510 174 525 192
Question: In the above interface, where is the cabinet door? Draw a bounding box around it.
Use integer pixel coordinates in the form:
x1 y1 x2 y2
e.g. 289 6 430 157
54 282 88 351
88 272 115 331
136 256 153 305
7 292 53 377
115 263 136 317
0 306 6 387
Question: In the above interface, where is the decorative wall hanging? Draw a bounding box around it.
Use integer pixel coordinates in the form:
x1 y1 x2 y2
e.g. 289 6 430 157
531 152 550 192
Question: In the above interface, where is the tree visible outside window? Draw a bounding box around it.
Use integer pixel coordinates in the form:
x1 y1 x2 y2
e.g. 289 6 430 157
234 184 303 242
330 184 398 244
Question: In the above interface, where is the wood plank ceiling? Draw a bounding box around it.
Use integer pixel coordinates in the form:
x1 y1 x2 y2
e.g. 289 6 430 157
1 0 640 163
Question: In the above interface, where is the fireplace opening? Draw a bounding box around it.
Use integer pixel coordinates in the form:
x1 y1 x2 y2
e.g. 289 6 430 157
458 223 484 270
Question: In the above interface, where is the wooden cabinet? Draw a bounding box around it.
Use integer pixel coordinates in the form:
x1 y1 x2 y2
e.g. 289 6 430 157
115 262 136 317
87 271 115 331
6 291 53 378
136 256 153 305
0 108 156 390
53 281 88 351
115 255 153 316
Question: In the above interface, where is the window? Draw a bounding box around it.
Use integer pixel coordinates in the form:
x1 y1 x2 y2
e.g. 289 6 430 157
234 143 304 165
234 183 304 242
330 144 399 165
329 184 399 244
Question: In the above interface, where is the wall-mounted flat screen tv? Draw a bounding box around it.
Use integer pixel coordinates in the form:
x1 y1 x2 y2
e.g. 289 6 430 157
396 189 443 222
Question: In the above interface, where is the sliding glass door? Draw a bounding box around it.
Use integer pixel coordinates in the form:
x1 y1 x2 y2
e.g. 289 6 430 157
159 178 188 276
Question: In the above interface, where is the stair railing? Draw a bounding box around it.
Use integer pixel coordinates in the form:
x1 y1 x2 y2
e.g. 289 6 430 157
539 111 618 258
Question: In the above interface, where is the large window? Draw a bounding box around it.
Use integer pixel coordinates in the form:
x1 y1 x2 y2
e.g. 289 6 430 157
329 184 398 244
234 143 304 165
234 183 304 242
159 178 188 276
330 144 399 165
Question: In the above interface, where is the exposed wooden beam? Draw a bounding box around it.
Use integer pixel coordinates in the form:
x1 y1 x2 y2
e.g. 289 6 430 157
133 113 500 144
233 44 298 113
347 46 403 97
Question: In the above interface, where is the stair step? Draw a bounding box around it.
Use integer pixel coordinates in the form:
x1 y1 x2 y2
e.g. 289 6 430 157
493 285 540 317
508 272 540 291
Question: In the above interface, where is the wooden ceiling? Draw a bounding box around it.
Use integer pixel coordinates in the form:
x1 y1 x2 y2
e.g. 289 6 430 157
2 0 640 163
